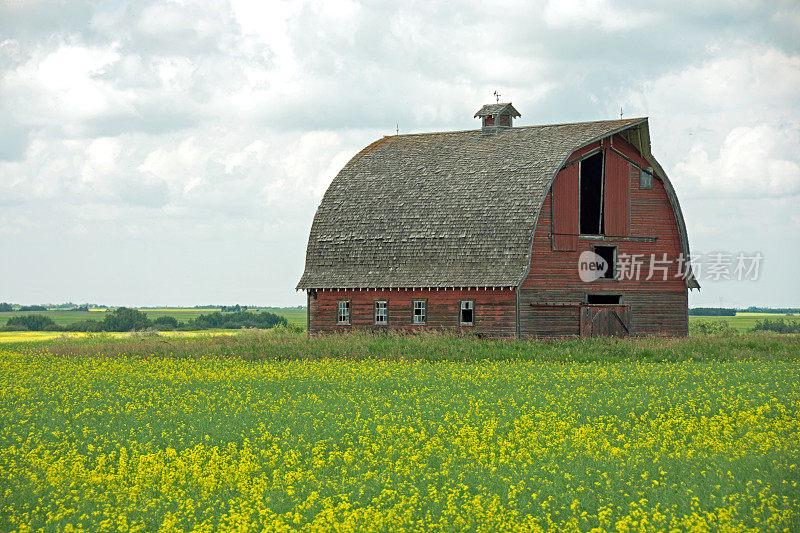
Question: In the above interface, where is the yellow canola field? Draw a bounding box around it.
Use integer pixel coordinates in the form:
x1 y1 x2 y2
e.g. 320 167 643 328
0 352 798 532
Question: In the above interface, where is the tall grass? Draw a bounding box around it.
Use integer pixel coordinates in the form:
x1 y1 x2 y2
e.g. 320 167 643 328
29 328 800 362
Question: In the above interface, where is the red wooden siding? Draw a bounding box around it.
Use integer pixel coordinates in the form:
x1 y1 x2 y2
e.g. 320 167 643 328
309 288 516 336
603 149 630 237
551 163 579 251
521 134 688 337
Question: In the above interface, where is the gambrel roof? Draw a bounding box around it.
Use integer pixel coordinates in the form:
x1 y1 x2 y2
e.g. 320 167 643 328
297 118 698 290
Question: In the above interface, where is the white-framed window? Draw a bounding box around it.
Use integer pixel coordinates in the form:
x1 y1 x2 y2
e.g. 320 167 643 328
337 300 350 325
460 300 474 326
374 301 387 325
640 166 653 189
413 300 426 324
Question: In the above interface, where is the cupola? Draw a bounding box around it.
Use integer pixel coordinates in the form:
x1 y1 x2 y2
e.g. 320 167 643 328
474 102 521 131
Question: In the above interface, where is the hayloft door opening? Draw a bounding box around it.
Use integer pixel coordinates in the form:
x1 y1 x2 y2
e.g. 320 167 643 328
579 152 604 235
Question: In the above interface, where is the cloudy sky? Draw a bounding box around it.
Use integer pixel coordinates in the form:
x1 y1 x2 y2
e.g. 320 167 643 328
1 0 798 308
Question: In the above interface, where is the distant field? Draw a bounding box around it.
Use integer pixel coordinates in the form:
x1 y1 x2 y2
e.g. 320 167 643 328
0 330 241 344
689 312 800 331
0 307 307 327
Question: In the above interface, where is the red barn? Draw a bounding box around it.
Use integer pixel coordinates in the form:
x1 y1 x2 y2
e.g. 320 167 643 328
297 103 699 337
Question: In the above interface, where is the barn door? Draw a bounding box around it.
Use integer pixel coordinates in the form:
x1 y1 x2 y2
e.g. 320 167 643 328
580 305 630 337
552 164 579 251
603 150 630 237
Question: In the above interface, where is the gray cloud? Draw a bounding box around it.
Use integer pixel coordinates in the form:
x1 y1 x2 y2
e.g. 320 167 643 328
0 0 798 306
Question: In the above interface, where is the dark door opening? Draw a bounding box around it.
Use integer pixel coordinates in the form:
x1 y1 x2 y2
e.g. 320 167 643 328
580 152 604 235
593 245 616 279
587 294 621 304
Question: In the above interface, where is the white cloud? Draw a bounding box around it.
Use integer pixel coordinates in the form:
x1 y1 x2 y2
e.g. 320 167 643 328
629 46 800 119
675 124 800 197
621 44 800 201
543 0 660 31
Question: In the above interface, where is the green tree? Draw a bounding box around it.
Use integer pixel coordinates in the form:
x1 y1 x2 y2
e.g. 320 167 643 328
102 307 152 332
152 316 179 330
5 315 59 331
188 311 287 330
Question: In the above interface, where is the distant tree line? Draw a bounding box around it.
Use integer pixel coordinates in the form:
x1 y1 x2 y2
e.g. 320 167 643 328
220 304 248 312
0 302 94 312
18 305 48 312
689 308 737 316
2 308 287 332
1 302 307 312
690 307 799 316
743 306 799 314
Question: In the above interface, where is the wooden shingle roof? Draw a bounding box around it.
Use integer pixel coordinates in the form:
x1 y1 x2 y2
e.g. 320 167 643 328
297 118 698 289
474 103 521 118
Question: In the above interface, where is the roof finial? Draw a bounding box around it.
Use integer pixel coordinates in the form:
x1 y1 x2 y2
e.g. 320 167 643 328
494 90 500 103
620 106 623 119
396 123 399 135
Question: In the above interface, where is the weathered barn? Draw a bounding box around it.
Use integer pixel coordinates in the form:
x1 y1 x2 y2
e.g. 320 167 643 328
297 103 698 337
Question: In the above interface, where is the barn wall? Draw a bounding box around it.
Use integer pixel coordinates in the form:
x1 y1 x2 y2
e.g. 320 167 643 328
309 288 517 336
520 134 688 337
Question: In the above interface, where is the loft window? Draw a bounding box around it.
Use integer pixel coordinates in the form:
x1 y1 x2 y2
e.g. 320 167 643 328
484 115 495 126
580 152 604 235
498 114 511 127
337 300 350 325
413 300 426 324
587 294 621 304
593 245 616 280
374 301 387 325
460 300 474 326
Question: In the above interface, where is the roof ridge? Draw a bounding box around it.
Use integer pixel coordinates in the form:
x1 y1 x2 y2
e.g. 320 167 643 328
383 117 647 139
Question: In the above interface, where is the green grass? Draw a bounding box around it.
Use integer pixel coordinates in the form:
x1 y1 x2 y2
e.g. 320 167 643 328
0 332 797 531
690 312 800 332
0 309 108 325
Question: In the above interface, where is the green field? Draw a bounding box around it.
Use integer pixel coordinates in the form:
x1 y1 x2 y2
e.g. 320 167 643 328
0 307 307 328
689 312 800 331
0 332 798 531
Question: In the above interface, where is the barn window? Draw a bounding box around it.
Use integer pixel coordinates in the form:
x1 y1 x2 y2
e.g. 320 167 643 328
374 301 387 325
593 245 617 279
587 294 621 304
460 300 474 326
640 166 653 189
412 300 426 324
337 300 350 325
484 115 495 126
580 152 604 235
